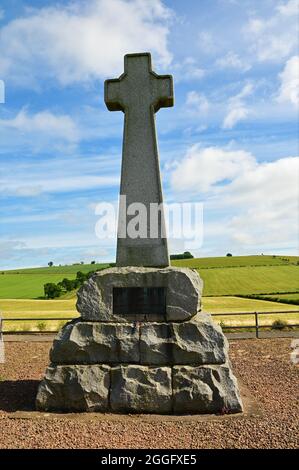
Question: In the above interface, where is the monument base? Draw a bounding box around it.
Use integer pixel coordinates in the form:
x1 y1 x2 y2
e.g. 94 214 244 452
36 267 243 414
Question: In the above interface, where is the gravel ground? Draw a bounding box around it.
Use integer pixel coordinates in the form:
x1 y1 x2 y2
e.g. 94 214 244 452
0 338 298 449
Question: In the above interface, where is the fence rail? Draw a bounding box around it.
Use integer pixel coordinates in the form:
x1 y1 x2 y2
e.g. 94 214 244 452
211 310 299 338
0 310 298 339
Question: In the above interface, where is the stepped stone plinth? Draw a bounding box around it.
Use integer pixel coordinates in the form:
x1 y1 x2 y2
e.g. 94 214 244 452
36 268 242 414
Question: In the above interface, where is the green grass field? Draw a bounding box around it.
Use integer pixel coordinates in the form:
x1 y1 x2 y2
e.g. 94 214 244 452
1 262 109 275
201 265 299 296
1 256 298 299
0 263 108 299
172 254 299 269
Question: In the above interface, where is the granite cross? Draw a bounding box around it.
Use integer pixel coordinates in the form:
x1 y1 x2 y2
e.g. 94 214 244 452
105 53 174 267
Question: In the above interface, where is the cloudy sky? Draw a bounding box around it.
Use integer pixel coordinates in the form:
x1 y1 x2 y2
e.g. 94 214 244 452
0 0 298 269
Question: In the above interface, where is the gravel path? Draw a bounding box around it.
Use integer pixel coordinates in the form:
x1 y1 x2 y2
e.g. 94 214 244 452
0 338 298 449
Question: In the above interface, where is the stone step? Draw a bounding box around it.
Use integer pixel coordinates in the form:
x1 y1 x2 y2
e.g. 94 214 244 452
36 363 243 414
50 314 228 366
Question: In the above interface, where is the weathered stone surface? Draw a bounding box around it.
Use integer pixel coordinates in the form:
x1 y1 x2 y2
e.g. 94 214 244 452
140 314 227 365
49 314 227 366
110 365 172 413
173 364 243 414
77 266 202 322
36 364 110 412
105 53 173 268
50 320 139 365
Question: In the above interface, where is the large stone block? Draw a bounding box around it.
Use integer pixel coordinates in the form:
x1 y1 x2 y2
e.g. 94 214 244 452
36 364 110 412
140 314 227 365
173 364 243 414
110 365 172 413
76 266 202 322
50 320 139 364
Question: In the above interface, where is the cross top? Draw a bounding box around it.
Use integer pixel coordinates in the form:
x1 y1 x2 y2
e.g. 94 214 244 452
104 53 174 267
105 53 173 113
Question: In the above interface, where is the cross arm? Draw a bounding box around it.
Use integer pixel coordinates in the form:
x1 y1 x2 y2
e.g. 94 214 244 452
151 73 174 112
104 77 125 112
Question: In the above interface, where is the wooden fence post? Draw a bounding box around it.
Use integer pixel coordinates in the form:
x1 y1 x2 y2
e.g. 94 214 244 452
255 312 259 339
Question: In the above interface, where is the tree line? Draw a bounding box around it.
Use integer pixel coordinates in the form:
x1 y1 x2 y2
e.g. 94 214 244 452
44 270 96 299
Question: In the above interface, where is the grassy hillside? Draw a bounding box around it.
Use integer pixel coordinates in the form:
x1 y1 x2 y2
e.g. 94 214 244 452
201 265 299 296
172 254 299 269
1 262 109 275
0 263 109 299
0 256 298 299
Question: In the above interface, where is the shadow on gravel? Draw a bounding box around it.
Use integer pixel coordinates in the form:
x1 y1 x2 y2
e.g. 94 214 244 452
0 380 39 412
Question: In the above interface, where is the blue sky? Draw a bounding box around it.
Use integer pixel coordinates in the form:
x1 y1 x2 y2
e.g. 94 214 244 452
0 0 298 269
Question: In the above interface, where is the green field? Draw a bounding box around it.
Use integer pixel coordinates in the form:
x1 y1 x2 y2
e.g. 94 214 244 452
0 263 108 299
172 255 299 269
1 256 298 299
1 262 109 275
201 265 299 296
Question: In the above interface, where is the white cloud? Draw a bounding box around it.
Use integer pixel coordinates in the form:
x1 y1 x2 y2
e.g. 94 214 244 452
170 144 299 251
222 83 253 129
1 175 119 197
171 145 256 192
277 55 299 106
186 91 209 113
0 240 26 259
276 0 299 16
197 31 217 54
223 107 249 129
215 52 251 72
0 109 78 142
0 0 173 87
244 1 298 62
172 57 205 82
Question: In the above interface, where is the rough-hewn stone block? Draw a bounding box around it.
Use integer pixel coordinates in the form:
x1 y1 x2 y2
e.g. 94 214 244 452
36 364 110 412
50 320 139 364
173 364 243 414
110 365 172 413
140 314 227 365
76 266 202 322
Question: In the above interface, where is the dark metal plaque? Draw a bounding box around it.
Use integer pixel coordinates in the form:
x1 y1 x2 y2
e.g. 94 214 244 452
113 287 166 315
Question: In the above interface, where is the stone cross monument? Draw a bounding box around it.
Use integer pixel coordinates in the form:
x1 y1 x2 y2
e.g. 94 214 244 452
36 53 243 415
105 53 173 267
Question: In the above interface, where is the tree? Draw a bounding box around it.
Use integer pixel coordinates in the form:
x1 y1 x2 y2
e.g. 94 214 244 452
183 251 194 259
226 253 232 257
44 283 62 299
48 261 53 267
91 261 96 265
58 278 76 292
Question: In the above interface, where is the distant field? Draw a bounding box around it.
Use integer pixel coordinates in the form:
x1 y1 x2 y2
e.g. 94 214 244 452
0 273 77 299
0 263 108 299
202 296 299 313
0 299 77 332
0 256 298 299
172 255 299 269
1 263 109 275
201 265 299 296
